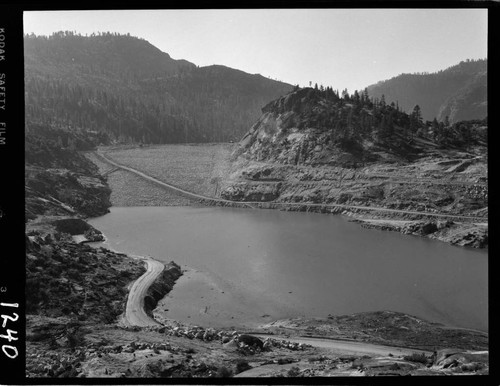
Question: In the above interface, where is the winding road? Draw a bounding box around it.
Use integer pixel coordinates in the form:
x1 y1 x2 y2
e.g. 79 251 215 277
252 334 431 357
120 261 434 357
95 150 487 222
122 256 165 327
119 255 435 357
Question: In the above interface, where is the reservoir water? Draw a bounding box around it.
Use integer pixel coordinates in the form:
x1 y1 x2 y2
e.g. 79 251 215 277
88 206 488 332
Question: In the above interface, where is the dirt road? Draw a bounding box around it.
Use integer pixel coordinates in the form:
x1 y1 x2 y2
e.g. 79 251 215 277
96 151 486 222
122 256 165 327
94 151 255 208
252 334 431 357
233 334 432 377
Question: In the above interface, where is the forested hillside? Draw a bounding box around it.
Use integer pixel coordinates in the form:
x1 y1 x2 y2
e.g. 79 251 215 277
233 86 487 168
367 59 487 123
24 32 293 145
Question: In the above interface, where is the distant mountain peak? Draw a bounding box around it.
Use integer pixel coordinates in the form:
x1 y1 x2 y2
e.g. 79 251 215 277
366 59 487 123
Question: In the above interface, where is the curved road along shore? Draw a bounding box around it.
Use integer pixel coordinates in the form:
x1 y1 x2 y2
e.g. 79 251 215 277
252 334 431 357
234 334 434 377
118 251 482 361
95 150 486 222
120 261 434 356
122 257 165 327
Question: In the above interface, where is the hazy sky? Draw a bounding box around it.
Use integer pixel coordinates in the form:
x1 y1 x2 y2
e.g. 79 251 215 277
24 9 487 92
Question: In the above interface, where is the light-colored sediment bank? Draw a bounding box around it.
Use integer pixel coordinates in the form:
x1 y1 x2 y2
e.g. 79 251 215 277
93 151 255 208
252 334 432 356
94 150 486 222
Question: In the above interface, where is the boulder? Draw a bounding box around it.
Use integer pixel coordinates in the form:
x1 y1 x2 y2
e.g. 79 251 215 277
420 222 438 235
203 331 213 341
195 331 204 340
237 335 264 349
223 339 239 349
434 349 464 366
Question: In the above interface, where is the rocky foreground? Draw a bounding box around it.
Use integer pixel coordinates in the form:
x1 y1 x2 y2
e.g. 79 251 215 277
25 228 489 378
25 206 489 377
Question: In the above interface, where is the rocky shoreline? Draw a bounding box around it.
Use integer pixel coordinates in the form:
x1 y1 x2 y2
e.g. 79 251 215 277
351 216 487 248
218 159 488 248
25 228 490 378
25 213 489 378
89 144 488 249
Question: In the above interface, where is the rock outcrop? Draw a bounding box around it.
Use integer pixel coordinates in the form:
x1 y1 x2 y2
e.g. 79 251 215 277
25 131 113 221
221 88 487 248
26 166 111 220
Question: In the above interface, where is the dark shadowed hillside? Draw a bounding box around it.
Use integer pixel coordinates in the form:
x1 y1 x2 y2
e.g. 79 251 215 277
24 32 293 144
25 128 112 221
24 31 196 81
367 59 487 123
437 71 487 123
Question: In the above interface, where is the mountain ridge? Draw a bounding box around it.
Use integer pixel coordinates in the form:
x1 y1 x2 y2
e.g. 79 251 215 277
366 59 487 123
24 31 196 79
24 32 293 144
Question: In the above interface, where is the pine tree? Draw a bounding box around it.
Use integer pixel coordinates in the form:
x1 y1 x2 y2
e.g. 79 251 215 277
409 105 423 136
432 117 439 130
380 94 386 107
363 88 369 101
353 90 360 104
